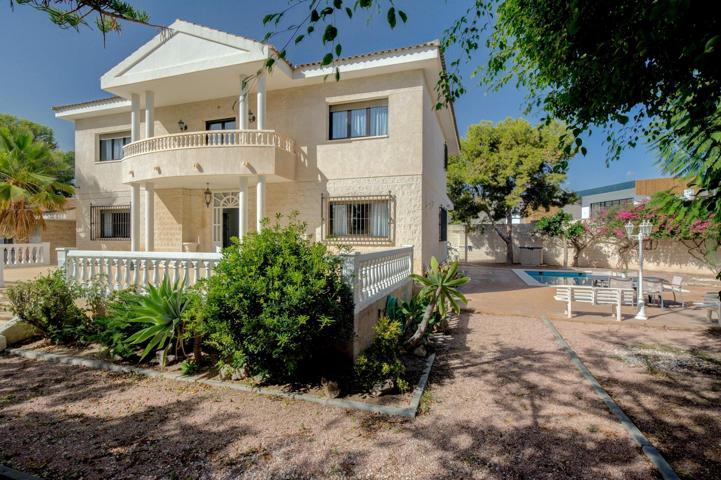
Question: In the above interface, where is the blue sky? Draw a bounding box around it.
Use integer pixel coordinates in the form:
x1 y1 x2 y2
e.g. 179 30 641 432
0 0 665 191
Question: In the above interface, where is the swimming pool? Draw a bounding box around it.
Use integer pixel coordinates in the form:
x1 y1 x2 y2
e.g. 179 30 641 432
514 269 607 286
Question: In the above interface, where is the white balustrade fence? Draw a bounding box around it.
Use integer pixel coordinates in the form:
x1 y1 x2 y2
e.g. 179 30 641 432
59 246 414 311
0 242 52 287
61 250 222 291
342 246 414 313
123 129 296 158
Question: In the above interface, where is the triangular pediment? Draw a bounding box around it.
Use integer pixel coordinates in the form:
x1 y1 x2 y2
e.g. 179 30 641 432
102 20 269 88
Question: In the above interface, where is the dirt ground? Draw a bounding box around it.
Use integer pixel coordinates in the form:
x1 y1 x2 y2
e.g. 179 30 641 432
0 311 655 480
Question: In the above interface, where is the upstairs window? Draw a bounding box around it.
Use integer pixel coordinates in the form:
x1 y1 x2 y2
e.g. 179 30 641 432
439 207 448 241
99 132 130 161
444 143 449 170
206 118 236 130
91 205 130 240
329 100 388 140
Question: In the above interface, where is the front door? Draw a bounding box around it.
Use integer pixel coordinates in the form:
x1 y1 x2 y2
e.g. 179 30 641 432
212 192 240 250
221 208 239 248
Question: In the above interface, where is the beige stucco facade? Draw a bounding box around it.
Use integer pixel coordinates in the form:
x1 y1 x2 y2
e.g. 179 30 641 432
57 21 459 273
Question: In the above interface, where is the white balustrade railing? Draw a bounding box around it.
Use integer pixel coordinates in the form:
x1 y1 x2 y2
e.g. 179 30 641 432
342 246 414 313
61 249 222 291
0 242 52 288
1 242 51 267
57 246 414 311
123 129 296 158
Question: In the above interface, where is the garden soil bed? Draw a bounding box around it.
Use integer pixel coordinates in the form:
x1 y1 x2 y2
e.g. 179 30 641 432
13 337 434 409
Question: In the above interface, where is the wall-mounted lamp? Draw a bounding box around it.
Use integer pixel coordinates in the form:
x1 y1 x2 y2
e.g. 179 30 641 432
248 110 256 124
178 120 188 131
203 184 212 208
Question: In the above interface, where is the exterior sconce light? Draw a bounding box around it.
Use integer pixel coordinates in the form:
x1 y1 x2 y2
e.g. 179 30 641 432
153 166 161 174
203 184 212 208
178 120 188 131
248 110 256 124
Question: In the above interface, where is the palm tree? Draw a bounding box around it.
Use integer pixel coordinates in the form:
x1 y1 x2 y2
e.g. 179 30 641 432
0 127 73 241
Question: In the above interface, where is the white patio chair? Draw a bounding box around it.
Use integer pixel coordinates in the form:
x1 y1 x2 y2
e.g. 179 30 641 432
644 278 665 309
663 275 685 307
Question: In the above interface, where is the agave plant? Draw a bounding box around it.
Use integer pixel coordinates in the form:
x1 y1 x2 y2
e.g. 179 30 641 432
404 257 469 349
126 278 190 366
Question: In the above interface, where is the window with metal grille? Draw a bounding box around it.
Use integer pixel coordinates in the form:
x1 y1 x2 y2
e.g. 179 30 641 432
90 205 131 240
439 207 448 241
329 100 388 140
99 132 131 161
590 198 633 217
326 195 393 241
443 143 448 170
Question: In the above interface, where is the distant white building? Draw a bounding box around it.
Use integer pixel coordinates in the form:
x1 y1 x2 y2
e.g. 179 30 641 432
567 178 691 220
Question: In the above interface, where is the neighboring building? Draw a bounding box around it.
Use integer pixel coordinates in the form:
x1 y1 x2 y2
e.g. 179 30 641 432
53 20 459 272
568 177 691 220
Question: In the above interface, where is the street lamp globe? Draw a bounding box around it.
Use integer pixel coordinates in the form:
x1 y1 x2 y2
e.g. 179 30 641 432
640 219 652 237
625 221 635 238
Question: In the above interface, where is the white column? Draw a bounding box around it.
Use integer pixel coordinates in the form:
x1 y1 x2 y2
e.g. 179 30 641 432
256 73 266 130
130 93 140 142
144 183 154 251
256 175 265 231
144 91 154 138
130 184 140 251
238 83 248 130
238 177 248 241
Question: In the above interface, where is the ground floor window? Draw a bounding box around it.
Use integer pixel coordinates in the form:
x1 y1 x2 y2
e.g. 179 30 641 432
326 194 393 242
91 205 131 240
439 207 448 241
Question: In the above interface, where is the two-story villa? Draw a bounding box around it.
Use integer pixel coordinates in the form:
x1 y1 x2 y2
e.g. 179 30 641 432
54 20 459 272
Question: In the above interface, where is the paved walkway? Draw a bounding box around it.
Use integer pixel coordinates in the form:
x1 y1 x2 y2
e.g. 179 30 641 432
460 263 719 330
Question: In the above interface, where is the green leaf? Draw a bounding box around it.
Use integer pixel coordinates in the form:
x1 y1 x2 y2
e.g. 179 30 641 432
398 10 407 23
323 24 338 43
321 53 333 65
387 7 396 28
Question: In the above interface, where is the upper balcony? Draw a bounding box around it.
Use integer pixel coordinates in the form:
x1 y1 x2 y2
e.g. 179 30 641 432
121 129 297 186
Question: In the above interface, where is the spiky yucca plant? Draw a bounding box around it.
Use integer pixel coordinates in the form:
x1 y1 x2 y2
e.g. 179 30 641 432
404 257 469 349
125 278 190 366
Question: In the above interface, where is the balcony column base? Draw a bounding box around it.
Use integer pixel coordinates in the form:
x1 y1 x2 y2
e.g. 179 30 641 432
256 175 265 231
130 184 140 251
238 177 248 241
143 183 154 251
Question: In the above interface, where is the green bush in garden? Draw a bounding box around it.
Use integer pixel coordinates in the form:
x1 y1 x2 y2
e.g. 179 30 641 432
91 288 145 360
202 215 354 382
354 316 409 393
7 270 88 344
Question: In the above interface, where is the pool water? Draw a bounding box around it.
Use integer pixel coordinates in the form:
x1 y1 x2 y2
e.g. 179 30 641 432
525 270 601 286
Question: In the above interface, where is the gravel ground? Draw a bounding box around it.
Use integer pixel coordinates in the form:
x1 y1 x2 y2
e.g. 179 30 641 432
0 314 655 480
554 320 721 480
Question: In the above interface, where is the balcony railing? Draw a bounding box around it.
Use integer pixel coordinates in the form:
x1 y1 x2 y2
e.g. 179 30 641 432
123 130 296 159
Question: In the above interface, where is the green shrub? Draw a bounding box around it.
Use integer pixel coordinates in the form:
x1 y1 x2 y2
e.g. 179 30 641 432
92 279 190 365
354 316 409 393
6 270 87 344
91 288 145 360
124 278 190 366
203 215 354 382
